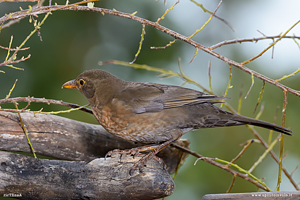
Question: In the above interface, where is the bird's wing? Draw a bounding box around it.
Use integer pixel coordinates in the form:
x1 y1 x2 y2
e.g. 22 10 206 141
114 82 225 114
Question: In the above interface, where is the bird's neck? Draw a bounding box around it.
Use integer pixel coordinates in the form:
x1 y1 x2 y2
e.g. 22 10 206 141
94 78 127 106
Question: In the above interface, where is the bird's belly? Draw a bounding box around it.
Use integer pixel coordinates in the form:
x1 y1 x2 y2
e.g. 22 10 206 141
94 107 175 143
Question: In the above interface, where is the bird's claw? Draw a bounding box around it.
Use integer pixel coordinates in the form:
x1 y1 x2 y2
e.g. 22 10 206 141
105 148 144 161
129 153 166 176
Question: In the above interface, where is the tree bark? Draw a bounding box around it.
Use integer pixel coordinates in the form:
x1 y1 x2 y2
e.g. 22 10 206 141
0 151 174 200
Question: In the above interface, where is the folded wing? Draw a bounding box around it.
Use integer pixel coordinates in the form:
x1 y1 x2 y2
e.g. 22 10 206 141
114 82 225 114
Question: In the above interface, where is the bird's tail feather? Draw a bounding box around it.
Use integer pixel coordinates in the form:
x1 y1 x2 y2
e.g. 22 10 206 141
233 115 292 136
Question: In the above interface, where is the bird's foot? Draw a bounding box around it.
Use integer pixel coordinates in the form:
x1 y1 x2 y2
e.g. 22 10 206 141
104 145 166 175
105 138 176 175
105 147 145 160
128 138 177 175
129 151 165 175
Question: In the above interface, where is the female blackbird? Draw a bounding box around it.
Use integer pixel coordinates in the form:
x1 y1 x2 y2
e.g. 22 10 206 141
62 69 292 173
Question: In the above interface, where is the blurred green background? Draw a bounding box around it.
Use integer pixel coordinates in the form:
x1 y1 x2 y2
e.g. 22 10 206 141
1 0 299 199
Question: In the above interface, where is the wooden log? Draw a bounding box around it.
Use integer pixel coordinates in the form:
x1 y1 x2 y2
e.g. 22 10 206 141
0 151 174 199
0 111 190 174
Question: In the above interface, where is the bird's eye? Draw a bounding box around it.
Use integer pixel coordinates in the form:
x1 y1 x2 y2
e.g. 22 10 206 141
78 79 85 86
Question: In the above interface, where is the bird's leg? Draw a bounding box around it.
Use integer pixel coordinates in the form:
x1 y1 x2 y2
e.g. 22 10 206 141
129 137 178 175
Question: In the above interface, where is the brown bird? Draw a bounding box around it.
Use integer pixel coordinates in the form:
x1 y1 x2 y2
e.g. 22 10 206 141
62 69 292 174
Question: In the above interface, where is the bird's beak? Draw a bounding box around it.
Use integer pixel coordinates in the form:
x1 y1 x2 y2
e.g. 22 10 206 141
62 80 77 89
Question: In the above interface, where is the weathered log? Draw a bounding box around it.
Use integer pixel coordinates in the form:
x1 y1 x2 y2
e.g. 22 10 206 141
0 151 174 199
0 111 190 174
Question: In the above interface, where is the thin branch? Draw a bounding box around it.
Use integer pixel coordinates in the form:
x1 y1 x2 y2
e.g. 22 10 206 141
0 97 93 114
188 0 222 39
130 24 146 64
5 79 18 99
156 0 179 24
211 35 300 50
208 61 212 92
242 20 300 65
237 84 243 114
275 68 300 82
220 64 232 109
253 81 265 114
14 102 37 158
226 139 254 168
0 54 30 69
190 0 235 32
150 38 177 49
245 72 254 99
226 175 236 193
189 47 198 64
276 90 288 191
254 102 264 120
248 135 280 174
0 45 30 51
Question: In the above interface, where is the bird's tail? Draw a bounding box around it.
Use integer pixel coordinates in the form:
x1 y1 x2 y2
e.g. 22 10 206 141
233 115 292 136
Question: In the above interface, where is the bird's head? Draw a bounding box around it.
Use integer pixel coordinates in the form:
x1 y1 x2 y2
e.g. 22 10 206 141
62 69 125 105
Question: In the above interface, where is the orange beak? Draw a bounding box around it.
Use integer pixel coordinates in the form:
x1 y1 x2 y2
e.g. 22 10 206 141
62 80 77 89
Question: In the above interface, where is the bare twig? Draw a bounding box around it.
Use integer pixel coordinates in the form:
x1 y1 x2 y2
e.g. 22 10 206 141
245 73 254 99
237 84 243 114
5 79 18 99
0 54 30 68
248 135 281 174
0 97 93 114
220 64 232 109
276 90 288 191
130 24 146 64
14 102 37 158
226 139 254 168
226 175 236 193
253 81 265 114
0 45 30 51
188 0 222 39
208 61 212 92
242 20 300 65
211 35 300 50
190 0 235 32
156 0 179 24
150 39 177 49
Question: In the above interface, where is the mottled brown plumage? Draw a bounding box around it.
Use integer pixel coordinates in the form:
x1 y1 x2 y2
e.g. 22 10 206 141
62 69 292 173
